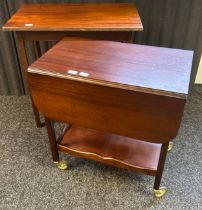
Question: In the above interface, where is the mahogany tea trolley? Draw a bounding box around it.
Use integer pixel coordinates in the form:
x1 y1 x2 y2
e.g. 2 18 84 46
27 38 193 198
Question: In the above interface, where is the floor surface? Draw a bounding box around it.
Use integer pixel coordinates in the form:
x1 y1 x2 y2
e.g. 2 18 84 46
0 86 202 210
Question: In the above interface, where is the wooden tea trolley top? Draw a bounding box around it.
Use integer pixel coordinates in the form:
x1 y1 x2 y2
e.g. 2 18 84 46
29 38 192 96
28 37 193 143
3 3 143 32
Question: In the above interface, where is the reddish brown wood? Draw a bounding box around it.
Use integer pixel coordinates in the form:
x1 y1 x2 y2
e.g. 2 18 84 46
27 38 193 142
45 117 59 162
3 3 143 32
16 32 43 128
58 125 160 176
27 38 193 190
27 73 186 143
33 41 42 58
30 94 44 128
3 4 143 128
30 37 193 95
16 32 29 72
19 31 134 42
154 142 169 190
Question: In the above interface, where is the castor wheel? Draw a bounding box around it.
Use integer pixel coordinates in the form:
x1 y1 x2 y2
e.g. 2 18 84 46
154 187 167 198
54 159 68 170
168 142 173 152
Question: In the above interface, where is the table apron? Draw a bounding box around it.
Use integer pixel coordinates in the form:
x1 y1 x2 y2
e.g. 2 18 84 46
17 31 134 42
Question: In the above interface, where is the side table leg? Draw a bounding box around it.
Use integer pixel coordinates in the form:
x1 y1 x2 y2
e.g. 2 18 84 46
45 117 68 170
33 41 42 58
30 94 45 128
16 32 43 128
153 142 169 198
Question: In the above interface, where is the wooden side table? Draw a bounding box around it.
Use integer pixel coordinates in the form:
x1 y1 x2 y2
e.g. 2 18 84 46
27 37 193 198
3 3 143 127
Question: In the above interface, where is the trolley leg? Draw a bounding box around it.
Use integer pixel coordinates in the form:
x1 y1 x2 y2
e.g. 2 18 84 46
153 142 169 198
45 117 68 170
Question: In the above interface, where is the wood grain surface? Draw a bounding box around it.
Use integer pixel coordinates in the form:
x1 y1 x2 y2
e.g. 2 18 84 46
27 37 193 142
29 37 193 96
3 3 143 31
58 125 161 176
28 72 186 143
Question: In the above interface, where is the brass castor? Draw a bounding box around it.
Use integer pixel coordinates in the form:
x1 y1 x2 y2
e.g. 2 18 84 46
168 142 173 152
154 187 167 198
54 160 68 170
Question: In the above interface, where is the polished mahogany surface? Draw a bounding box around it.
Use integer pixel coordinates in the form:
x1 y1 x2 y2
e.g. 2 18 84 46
28 73 185 143
27 37 193 143
58 125 161 175
3 3 143 31
29 37 193 96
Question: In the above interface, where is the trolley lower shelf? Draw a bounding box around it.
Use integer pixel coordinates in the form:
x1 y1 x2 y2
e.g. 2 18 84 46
57 125 162 176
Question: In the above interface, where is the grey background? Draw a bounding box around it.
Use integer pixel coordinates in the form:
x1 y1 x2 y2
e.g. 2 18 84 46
0 0 202 95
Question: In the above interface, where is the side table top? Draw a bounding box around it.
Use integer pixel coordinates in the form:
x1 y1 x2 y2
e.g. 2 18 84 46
28 37 193 98
3 3 143 31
